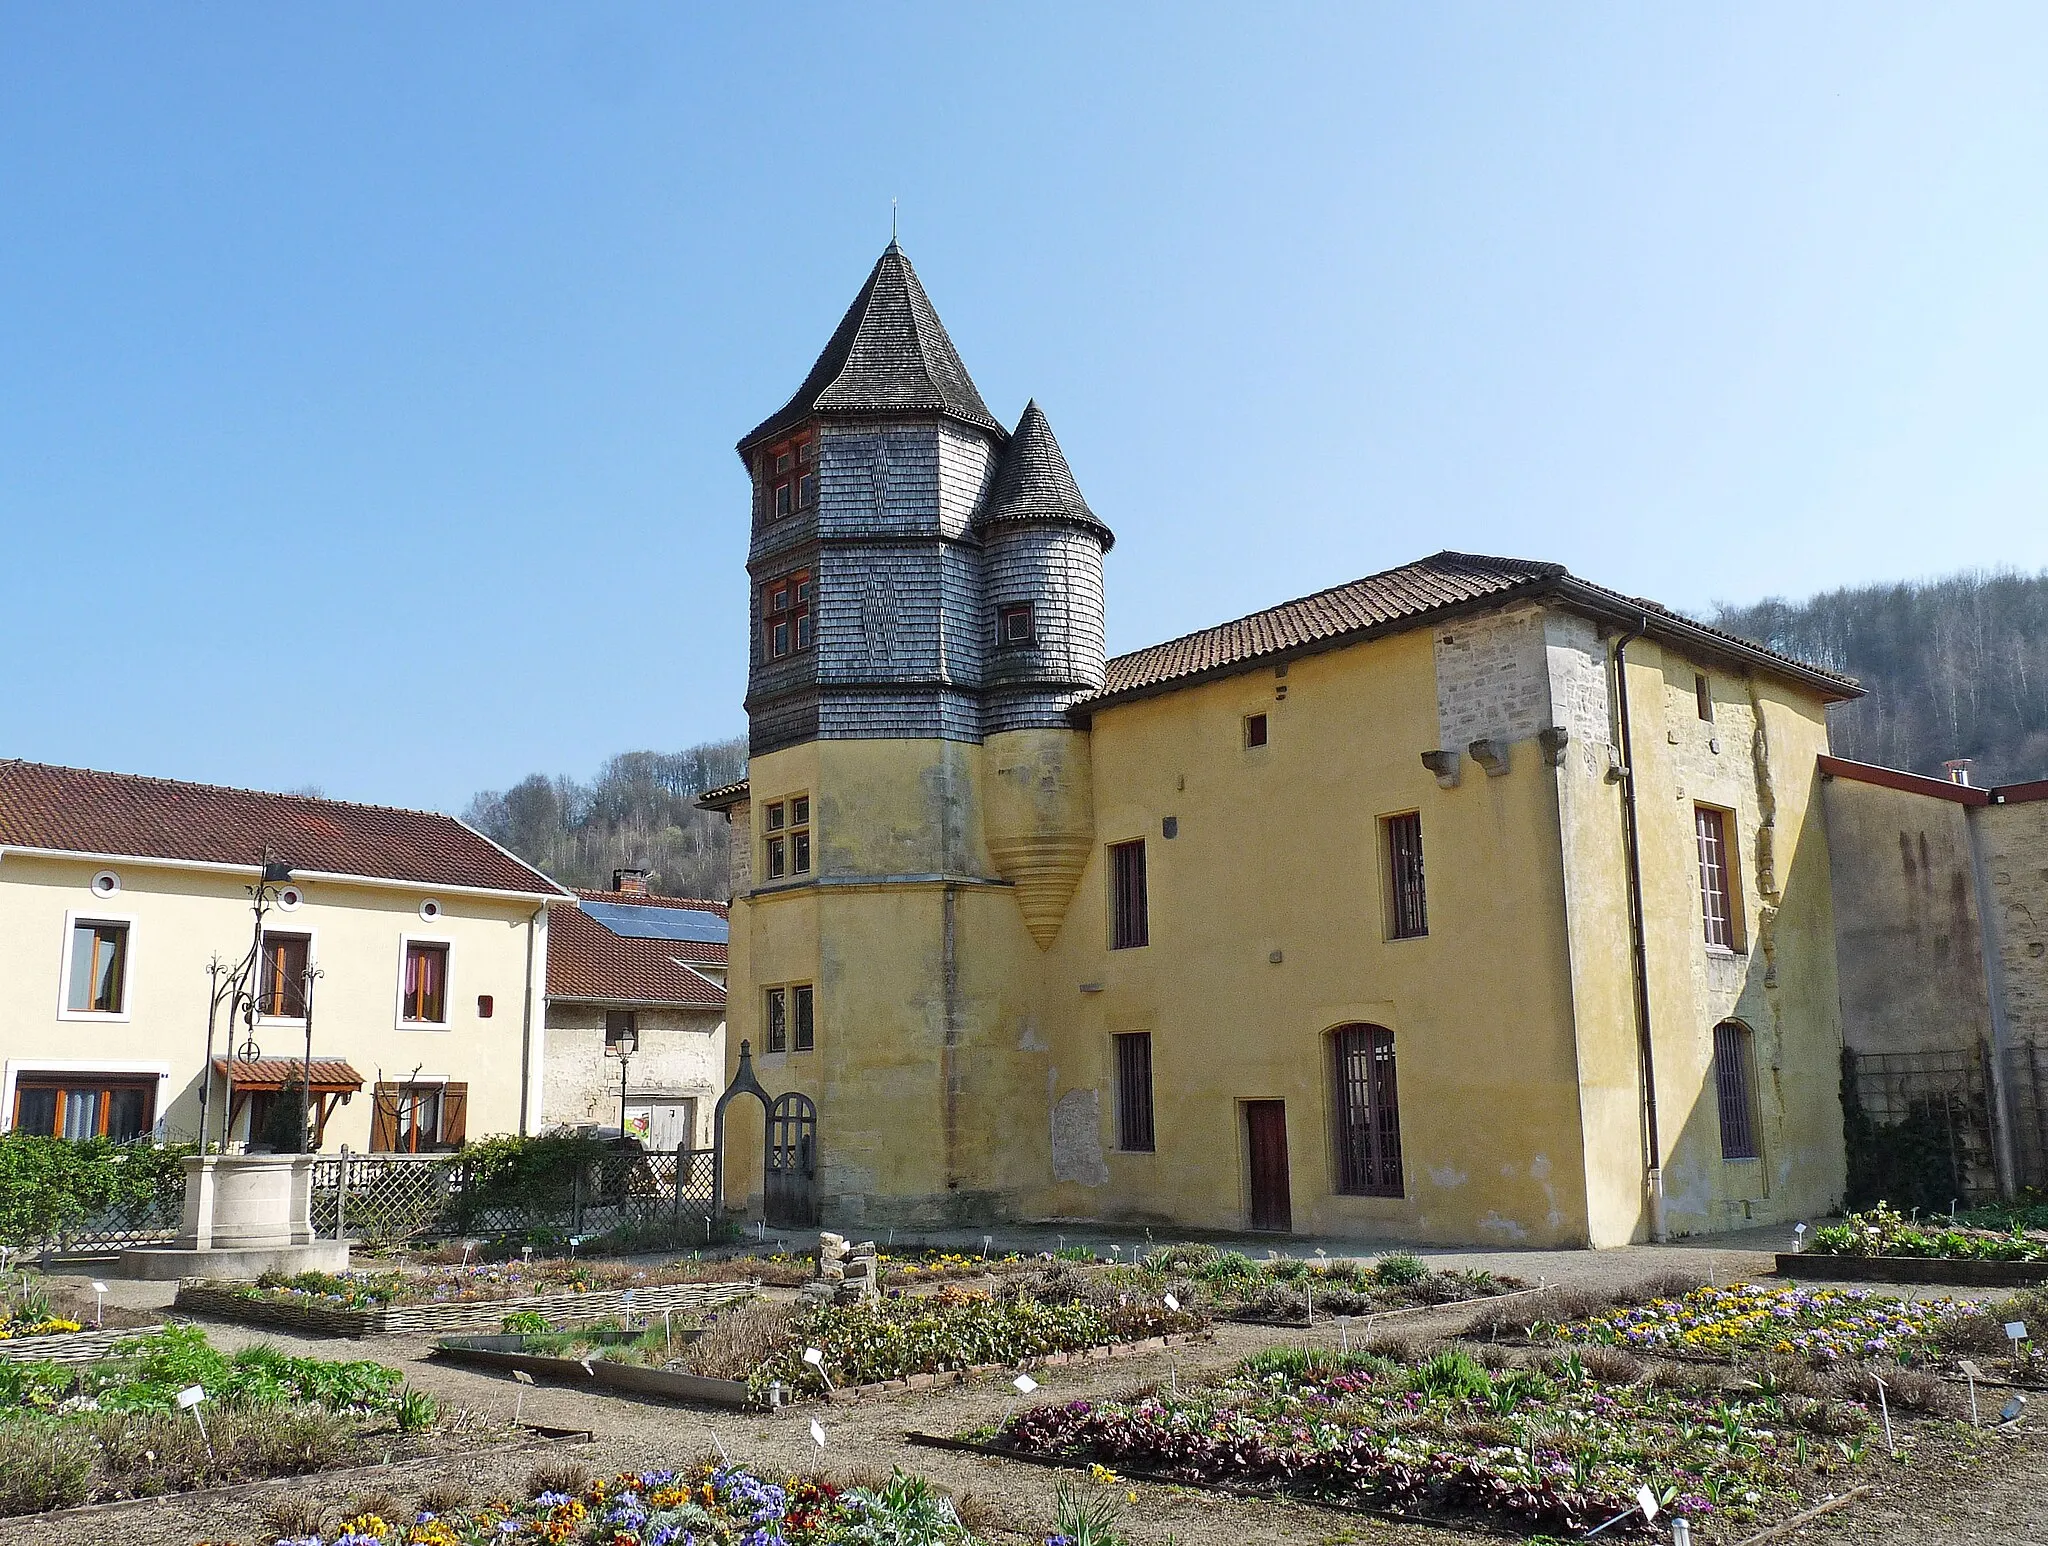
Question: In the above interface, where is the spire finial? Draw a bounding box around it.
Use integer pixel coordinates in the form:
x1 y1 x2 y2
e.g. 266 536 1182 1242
891 198 898 245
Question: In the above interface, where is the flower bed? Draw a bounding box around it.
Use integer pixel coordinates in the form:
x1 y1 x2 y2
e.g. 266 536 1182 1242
1552 1282 1966 1365
175 1461 1006 1544
0 1325 503 1516
175 1272 755 1337
1808 1204 2048 1263
738 1283 1210 1401
982 1342 1888 1536
1125 1244 1528 1323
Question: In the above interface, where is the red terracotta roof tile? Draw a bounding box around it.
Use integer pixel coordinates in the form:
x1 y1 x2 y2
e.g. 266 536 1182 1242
210 1057 364 1092
546 901 727 1008
0 761 568 896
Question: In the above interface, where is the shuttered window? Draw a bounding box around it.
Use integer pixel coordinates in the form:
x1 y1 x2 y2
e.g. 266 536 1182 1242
1696 806 1736 950
1713 1022 1758 1159
1383 813 1427 939
1114 1033 1155 1152
1333 1025 1403 1196
1109 839 1148 949
370 1081 466 1153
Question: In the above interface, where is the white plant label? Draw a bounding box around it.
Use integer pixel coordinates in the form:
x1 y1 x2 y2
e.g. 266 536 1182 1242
809 1418 827 1448
176 1385 206 1410
1013 1374 1039 1395
1635 1484 1659 1522
513 1370 536 1385
2006 1322 2029 1341
1164 1294 1180 1312
803 1347 825 1367
1961 1359 1986 1380
91 1281 107 1294
620 1290 635 1309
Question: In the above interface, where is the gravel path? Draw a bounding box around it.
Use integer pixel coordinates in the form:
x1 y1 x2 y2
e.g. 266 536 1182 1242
11 1246 2047 1545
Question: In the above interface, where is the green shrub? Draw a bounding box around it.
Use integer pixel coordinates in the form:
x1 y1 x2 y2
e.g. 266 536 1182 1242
0 1423 93 1513
1409 1348 1494 1402
1373 1252 1428 1286
0 1134 190 1251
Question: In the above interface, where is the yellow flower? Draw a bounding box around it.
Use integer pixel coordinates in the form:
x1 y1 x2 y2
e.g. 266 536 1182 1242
1089 1463 1120 1486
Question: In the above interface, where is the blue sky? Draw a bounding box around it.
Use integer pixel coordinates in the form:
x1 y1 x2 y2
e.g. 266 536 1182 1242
4 7 2045 813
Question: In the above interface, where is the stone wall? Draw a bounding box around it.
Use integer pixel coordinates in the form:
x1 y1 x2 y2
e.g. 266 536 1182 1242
542 1003 725 1147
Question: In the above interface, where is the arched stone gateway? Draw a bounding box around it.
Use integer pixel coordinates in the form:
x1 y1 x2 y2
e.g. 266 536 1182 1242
710 1041 819 1227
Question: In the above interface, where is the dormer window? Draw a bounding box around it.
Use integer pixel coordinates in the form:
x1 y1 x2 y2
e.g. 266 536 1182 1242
997 602 1035 647
762 568 814 661
760 431 817 525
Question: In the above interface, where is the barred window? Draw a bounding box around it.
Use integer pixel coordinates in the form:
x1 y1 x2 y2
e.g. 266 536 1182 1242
1714 1021 1758 1159
1333 1024 1403 1196
1383 813 1427 939
1109 839 1148 949
1114 1032 1155 1152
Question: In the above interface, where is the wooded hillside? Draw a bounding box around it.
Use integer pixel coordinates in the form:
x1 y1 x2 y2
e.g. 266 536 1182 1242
463 738 745 900
1713 569 2048 786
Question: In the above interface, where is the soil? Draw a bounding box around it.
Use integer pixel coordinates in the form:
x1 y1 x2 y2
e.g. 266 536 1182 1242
10 1249 2048 1545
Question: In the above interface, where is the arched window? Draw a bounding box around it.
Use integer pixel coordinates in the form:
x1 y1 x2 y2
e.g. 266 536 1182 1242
1713 1021 1758 1159
1332 1025 1403 1197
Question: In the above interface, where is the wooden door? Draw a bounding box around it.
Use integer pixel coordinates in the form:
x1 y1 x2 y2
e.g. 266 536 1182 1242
1244 1100 1292 1232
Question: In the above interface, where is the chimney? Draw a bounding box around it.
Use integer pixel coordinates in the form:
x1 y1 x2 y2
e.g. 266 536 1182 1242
1943 760 1974 787
611 867 650 897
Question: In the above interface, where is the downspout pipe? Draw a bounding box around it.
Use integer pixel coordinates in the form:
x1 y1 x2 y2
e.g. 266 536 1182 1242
1613 618 1667 1241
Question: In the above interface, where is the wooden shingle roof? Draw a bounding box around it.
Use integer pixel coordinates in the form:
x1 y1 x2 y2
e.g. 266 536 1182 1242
976 399 1113 549
738 242 1004 455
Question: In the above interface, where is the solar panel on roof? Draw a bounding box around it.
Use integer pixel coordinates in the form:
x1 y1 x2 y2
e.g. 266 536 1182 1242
579 900 729 945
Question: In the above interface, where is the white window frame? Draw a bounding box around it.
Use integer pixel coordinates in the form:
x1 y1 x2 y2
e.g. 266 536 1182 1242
58 909 138 1023
395 933 455 1031
254 925 320 1031
2 1059 172 1139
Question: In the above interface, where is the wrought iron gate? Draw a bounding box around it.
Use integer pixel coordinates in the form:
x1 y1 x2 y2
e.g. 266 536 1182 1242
764 1091 819 1228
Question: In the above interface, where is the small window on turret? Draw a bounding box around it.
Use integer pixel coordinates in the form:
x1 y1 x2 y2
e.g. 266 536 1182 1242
760 431 816 525
762 569 813 661
997 603 1035 647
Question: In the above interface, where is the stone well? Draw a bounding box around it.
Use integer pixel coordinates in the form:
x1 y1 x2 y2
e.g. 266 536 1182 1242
119 1153 349 1280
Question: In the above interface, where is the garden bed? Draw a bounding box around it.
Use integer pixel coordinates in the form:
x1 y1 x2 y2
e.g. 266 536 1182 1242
1777 1252 2048 1286
1122 1243 1530 1325
0 1322 166 1363
431 1332 755 1409
970 1340 1914 1538
0 1324 513 1517
173 1276 755 1336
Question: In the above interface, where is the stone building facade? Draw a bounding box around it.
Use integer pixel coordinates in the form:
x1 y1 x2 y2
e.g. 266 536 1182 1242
701 242 1861 1247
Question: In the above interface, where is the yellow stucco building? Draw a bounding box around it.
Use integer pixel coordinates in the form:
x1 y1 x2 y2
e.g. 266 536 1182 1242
704 244 1860 1247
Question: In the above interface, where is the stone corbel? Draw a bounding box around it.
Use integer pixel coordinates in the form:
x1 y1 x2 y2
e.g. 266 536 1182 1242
1468 738 1511 777
1420 749 1462 789
1537 726 1571 767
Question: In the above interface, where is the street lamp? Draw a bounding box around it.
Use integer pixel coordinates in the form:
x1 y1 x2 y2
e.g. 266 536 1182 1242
606 1014 639 1142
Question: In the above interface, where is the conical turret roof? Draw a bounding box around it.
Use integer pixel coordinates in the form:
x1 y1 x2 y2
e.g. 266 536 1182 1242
738 242 1004 454
977 399 1113 549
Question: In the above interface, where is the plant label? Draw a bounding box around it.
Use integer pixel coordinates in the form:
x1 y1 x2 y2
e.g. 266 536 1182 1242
2006 1322 2029 1341
1164 1294 1180 1312
513 1370 535 1385
176 1385 206 1409
1960 1359 1986 1380
809 1418 827 1448
90 1280 107 1294
1635 1485 1659 1522
803 1347 825 1367
1014 1374 1039 1395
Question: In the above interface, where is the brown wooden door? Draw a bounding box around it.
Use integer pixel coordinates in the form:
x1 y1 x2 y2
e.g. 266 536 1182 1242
1244 1101 1292 1232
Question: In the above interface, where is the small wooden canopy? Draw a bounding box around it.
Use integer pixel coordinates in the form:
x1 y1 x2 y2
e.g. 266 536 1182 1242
212 1057 363 1148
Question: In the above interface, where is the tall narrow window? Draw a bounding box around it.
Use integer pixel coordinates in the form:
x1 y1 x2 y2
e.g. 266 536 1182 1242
1114 1032 1155 1152
1713 1021 1758 1159
402 942 449 1023
1109 839 1148 949
760 569 813 661
1695 672 1713 722
765 986 788 1053
1383 813 1427 939
789 795 811 875
259 933 310 1018
67 922 129 1013
1333 1024 1403 1196
764 801 787 880
1696 806 1736 950
793 984 815 1051
1244 713 1268 748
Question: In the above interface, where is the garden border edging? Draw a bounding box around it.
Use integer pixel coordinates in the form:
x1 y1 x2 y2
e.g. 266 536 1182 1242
173 1279 758 1336
0 1324 165 1363
819 1330 1212 1404
1776 1254 2048 1286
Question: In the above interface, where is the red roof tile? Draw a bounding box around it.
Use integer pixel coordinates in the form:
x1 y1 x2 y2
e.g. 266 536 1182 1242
546 901 727 1008
0 761 568 897
1086 551 1859 708
210 1057 364 1092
